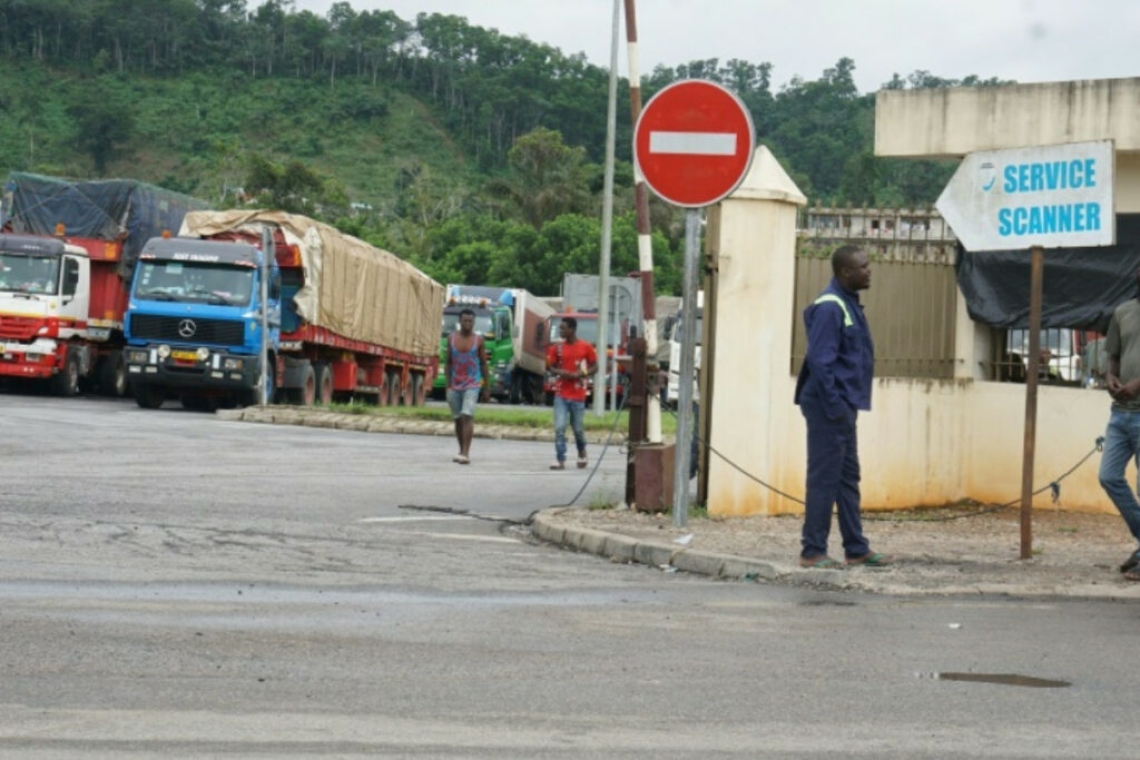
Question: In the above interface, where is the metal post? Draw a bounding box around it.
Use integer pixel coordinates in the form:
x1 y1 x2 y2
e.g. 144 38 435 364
594 0 619 417
259 228 273 406
672 209 701 527
1019 245 1044 559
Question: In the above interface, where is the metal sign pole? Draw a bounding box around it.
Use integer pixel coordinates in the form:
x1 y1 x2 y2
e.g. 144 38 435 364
1019 244 1044 559
672 208 701 527
259 228 273 406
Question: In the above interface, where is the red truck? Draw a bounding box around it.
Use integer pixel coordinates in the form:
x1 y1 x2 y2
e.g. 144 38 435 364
0 173 205 395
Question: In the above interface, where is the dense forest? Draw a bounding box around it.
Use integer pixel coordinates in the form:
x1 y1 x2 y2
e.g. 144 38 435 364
0 0 1008 294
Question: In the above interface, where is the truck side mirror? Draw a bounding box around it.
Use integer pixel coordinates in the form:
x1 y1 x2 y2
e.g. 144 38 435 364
269 270 281 300
512 324 520 339
535 323 545 345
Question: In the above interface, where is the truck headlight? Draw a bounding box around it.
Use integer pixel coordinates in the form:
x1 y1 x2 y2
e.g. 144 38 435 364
196 347 210 362
126 349 149 364
222 357 245 371
157 344 171 359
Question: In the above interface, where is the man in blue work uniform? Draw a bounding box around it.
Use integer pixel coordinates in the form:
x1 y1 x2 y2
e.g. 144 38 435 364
794 245 893 569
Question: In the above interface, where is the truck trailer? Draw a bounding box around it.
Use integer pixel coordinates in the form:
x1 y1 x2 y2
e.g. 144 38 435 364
0 173 206 396
433 284 554 404
124 210 444 410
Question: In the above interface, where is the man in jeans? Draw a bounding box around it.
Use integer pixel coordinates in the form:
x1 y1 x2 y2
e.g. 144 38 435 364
545 317 598 470
1098 268 1140 580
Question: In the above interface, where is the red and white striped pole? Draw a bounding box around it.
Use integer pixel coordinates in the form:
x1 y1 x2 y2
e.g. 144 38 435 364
623 0 662 446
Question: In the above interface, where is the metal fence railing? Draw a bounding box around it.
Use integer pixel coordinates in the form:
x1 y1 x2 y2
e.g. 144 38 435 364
791 250 958 380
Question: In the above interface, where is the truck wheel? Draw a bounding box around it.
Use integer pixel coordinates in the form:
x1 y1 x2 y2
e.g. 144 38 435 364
385 369 401 406
134 383 165 409
97 350 128 397
313 362 333 405
508 374 523 405
50 350 80 397
298 363 316 406
409 372 424 406
241 358 277 407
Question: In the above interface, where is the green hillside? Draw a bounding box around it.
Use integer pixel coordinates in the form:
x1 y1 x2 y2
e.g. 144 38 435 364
0 2 1003 294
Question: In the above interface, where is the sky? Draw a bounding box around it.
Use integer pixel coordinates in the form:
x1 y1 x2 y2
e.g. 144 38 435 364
291 0 1140 94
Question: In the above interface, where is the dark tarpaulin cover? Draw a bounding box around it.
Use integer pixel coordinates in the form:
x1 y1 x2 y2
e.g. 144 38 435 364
955 214 1140 334
0 172 207 277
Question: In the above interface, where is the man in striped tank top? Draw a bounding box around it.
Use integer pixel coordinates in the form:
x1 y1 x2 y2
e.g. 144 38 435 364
446 308 491 465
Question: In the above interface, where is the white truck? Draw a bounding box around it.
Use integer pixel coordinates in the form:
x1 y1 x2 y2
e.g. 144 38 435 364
667 291 704 406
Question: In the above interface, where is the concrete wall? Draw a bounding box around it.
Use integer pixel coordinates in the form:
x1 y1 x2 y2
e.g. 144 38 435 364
706 149 1119 519
875 78 1140 156
875 78 1140 213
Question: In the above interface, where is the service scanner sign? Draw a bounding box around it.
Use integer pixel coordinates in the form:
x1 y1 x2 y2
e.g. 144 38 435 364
936 140 1115 251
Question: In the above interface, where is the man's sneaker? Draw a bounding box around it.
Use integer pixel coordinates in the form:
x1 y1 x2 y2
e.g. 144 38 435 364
1120 549 1140 573
577 455 588 469
550 461 565 470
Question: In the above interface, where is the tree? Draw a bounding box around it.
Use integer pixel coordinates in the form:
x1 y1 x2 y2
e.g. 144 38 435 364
67 77 134 174
484 128 591 229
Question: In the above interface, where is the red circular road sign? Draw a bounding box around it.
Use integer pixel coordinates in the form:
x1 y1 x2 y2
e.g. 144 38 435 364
633 80 755 208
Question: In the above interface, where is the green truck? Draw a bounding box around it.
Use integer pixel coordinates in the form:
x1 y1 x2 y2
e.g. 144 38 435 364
433 285 554 404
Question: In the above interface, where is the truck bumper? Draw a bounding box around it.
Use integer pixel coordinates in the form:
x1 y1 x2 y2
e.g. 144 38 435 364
125 345 260 390
0 339 64 379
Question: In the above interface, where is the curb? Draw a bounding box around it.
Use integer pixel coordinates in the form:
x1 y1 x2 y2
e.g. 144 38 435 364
529 508 1140 599
532 508 799 586
216 407 625 445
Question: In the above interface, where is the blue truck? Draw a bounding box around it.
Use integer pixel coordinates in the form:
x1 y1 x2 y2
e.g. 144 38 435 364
124 235 280 410
124 210 444 410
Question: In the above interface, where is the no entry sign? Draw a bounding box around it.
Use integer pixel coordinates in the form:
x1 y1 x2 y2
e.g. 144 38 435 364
634 80 755 208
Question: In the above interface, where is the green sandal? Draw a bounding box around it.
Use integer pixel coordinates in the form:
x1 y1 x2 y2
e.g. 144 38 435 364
846 552 895 567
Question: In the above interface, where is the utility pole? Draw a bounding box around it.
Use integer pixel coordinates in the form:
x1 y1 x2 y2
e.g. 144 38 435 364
594 0 620 417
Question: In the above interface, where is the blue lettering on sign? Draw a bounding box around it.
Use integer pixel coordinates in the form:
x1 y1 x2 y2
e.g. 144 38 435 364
997 203 1102 237
1002 158 1097 193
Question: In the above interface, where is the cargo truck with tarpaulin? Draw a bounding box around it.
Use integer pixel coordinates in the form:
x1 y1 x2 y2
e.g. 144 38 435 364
0 173 206 395
124 210 444 409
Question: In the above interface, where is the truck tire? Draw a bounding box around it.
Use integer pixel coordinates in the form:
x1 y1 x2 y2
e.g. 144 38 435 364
508 374 523 405
298 363 316 406
97 350 128 397
134 383 166 409
50 350 80 397
313 362 333 405
385 369 401 406
240 358 277 407
409 372 424 407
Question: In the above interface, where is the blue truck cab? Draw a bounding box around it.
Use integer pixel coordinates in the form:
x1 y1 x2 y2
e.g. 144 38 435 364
123 237 280 409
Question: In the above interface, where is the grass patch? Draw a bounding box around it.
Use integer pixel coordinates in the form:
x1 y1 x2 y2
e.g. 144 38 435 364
325 401 677 435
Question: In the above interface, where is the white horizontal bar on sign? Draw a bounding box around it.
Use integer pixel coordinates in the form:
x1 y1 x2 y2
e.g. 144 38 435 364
649 131 737 156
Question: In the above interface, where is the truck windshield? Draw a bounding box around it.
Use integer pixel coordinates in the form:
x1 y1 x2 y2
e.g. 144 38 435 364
549 317 600 346
0 253 60 295
441 310 493 337
135 260 254 306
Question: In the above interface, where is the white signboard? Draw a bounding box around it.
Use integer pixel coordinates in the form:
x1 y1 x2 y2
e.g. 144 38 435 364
935 140 1115 252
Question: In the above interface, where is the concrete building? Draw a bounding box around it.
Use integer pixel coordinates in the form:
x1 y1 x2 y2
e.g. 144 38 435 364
703 77 1139 519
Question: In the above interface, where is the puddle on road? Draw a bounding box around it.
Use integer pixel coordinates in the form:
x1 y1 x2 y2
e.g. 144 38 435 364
922 672 1071 688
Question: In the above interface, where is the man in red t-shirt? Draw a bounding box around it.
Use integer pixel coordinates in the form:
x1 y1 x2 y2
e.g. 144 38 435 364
545 317 598 470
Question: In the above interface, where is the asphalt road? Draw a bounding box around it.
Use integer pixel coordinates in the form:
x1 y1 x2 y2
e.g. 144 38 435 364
1 393 1138 758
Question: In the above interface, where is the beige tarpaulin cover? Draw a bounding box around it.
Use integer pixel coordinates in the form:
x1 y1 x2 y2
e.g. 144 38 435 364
180 210 444 357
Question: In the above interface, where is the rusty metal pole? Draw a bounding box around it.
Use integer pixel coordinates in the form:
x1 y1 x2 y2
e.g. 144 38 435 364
623 0 660 446
1019 245 1044 560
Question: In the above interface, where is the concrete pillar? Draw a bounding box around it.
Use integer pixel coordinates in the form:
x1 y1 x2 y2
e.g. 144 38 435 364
705 147 806 517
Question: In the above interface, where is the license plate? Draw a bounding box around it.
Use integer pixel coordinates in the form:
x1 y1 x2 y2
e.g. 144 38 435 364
171 350 199 361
